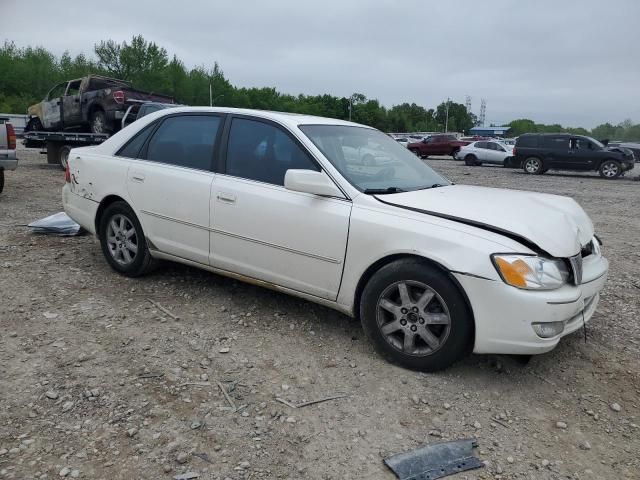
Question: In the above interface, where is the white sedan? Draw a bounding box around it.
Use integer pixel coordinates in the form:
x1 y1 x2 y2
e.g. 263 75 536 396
63 107 608 371
456 140 514 166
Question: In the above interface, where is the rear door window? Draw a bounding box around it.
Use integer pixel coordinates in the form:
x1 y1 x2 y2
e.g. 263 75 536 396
145 115 221 171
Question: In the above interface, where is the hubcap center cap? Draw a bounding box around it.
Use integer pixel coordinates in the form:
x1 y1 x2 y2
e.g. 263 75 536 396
407 312 418 323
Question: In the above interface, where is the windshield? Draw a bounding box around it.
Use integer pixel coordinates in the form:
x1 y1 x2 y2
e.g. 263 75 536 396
586 136 605 149
299 125 450 193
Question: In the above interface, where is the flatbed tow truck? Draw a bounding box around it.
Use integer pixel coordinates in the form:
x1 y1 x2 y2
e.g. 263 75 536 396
23 131 109 170
22 100 177 169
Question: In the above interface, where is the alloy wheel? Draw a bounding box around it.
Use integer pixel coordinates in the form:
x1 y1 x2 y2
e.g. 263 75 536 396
601 162 619 177
106 214 138 266
525 158 540 173
376 280 451 356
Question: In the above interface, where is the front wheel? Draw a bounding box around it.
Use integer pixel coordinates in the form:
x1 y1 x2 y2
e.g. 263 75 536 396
599 160 622 179
523 157 543 174
360 259 473 371
99 201 155 277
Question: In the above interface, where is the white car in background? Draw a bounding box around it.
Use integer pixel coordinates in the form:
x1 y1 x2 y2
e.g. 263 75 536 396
394 137 410 148
457 140 514 166
62 107 608 371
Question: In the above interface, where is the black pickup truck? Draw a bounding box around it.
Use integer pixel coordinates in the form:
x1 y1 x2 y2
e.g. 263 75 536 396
514 133 635 179
26 75 174 135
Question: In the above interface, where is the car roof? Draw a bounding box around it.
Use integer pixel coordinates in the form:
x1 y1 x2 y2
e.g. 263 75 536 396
149 106 372 130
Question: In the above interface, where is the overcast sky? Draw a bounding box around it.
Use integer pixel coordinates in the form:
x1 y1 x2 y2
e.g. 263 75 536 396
2 0 639 128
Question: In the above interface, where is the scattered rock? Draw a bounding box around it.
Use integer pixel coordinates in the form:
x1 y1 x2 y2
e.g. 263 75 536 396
70 470 80 478
506 456 514 464
127 428 138 438
43 312 59 319
286 416 297 423
176 452 189 464
610 403 621 412
473 421 482 430
443 403 451 410
45 390 58 400
219 347 230 354
59 467 71 477
174 474 199 480
61 401 74 412
541 459 550 467
556 421 567 429
579 441 592 450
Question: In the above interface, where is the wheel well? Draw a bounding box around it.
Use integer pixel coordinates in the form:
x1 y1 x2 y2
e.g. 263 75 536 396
352 254 476 344
95 195 128 233
88 103 105 119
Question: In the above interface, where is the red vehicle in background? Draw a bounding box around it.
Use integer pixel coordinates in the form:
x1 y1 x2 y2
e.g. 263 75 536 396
408 134 471 158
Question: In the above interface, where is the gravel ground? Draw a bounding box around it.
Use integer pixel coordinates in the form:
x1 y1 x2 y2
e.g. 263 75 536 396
1 146 639 480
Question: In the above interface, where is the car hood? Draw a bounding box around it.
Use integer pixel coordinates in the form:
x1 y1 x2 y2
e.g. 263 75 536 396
380 185 594 258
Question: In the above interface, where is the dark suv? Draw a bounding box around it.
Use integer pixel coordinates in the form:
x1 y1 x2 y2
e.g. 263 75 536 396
514 133 635 179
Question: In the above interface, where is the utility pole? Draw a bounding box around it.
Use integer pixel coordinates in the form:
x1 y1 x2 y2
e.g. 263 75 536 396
444 97 450 133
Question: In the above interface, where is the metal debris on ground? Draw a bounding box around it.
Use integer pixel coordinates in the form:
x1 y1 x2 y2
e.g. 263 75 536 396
384 438 483 480
27 212 81 236
173 473 199 480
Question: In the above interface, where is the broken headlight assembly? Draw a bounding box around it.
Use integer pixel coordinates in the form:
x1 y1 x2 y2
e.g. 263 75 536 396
492 254 569 290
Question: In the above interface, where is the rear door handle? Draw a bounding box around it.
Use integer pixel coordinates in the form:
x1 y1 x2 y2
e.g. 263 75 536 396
217 192 236 204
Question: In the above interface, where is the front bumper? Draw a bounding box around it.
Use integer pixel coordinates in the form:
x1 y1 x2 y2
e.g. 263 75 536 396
454 253 609 355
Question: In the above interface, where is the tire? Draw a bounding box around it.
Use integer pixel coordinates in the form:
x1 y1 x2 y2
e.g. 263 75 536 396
599 160 622 179
464 154 478 166
90 109 112 135
523 157 543 174
98 201 155 277
410 149 420 157
451 148 460 159
58 145 71 171
0 169 4 194
360 259 473 371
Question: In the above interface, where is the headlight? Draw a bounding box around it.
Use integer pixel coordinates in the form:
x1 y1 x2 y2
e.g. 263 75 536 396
592 236 602 256
492 254 569 290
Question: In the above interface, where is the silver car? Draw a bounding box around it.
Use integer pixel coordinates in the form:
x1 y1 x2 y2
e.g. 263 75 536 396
456 140 514 166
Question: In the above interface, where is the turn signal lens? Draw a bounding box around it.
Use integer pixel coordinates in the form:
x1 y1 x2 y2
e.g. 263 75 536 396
492 254 569 290
532 321 565 338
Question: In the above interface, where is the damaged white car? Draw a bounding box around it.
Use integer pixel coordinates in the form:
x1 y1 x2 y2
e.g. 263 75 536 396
62 108 608 371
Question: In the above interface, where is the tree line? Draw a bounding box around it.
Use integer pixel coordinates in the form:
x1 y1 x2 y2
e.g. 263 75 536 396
1 36 638 140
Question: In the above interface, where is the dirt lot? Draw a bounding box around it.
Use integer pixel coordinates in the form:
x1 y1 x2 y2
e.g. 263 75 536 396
1 146 639 480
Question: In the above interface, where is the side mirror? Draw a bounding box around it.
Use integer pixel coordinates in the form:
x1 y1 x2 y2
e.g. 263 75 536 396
284 170 344 198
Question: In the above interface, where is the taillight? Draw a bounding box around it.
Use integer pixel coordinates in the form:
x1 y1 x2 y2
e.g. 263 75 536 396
6 123 16 150
512 147 517 156
113 90 126 104
65 160 71 183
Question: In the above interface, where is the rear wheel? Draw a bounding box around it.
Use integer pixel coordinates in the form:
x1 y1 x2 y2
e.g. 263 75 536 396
360 259 473 371
90 109 112 135
451 148 460 159
523 157 543 174
99 201 155 277
599 160 622 179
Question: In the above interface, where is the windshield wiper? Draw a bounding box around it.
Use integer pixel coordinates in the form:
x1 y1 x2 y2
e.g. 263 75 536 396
363 187 405 194
413 183 449 191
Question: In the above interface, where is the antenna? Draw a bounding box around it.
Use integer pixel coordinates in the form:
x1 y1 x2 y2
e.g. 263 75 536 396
479 98 487 127
465 95 472 112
